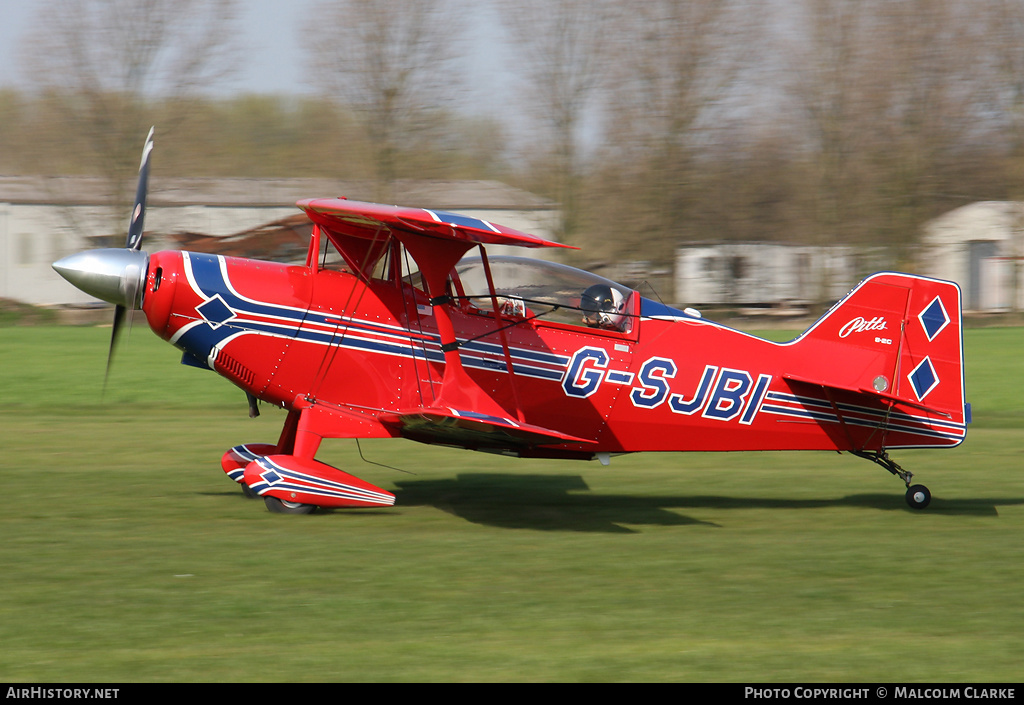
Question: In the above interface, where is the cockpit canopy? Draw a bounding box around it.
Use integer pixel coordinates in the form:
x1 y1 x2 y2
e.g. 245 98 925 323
455 255 634 330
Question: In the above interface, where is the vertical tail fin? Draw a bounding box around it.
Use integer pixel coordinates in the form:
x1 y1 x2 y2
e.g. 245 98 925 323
788 272 967 446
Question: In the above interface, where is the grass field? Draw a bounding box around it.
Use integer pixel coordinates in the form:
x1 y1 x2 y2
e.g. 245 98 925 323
1 325 1022 682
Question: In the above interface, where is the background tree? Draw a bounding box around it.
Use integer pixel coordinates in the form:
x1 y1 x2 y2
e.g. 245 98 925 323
500 0 616 244
978 0 1024 309
305 0 466 199
5 0 1023 307
784 0 1000 273
585 0 755 266
20 0 240 222
785 0 872 251
864 0 989 260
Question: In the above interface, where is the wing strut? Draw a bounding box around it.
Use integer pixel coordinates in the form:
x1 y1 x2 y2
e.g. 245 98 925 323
399 230 503 415
391 230 585 448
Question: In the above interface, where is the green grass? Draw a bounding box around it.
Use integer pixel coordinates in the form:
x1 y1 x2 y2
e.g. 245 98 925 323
0 299 59 327
1 326 1022 681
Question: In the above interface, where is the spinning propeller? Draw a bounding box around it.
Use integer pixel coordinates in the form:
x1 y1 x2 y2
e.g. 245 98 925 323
53 128 154 387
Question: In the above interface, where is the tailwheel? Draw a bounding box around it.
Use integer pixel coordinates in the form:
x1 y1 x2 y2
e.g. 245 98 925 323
852 449 932 510
264 496 317 514
905 484 931 510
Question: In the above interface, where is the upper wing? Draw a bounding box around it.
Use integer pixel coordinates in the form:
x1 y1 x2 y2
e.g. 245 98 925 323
298 197 574 250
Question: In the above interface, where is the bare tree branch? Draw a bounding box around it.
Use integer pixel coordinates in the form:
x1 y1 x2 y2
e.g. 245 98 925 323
497 0 618 242
305 0 465 196
19 0 239 224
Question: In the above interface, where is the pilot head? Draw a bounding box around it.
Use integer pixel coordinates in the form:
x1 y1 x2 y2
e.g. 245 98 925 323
580 284 626 330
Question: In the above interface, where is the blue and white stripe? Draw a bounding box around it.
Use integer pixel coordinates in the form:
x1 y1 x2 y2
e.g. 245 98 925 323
174 252 570 381
761 390 967 446
248 456 395 506
224 444 271 481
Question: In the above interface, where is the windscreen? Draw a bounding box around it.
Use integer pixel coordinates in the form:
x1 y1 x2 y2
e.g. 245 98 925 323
454 255 633 329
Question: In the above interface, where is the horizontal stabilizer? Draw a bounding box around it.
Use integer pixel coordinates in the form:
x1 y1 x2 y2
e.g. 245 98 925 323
782 373 952 417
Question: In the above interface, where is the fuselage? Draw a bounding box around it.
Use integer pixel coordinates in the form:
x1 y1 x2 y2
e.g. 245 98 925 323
141 250 967 457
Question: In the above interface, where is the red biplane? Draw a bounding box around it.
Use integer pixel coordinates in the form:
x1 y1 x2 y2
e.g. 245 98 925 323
54 130 968 513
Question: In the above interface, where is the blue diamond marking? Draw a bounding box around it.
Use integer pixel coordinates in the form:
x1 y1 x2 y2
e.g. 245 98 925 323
908 357 939 401
918 296 949 341
260 469 282 485
196 294 234 327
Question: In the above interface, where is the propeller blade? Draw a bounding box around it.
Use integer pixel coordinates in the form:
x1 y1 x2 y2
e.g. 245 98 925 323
105 304 127 392
110 126 152 387
126 127 154 250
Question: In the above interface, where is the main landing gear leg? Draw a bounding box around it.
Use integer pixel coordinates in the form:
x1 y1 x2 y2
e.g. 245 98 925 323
851 450 931 510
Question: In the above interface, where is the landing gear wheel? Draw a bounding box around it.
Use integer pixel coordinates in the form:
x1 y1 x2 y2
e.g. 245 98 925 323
264 496 316 514
905 484 931 510
240 482 258 499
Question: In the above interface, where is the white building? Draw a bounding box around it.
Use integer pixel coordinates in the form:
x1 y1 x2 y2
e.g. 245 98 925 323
0 177 558 306
920 201 1024 311
675 242 859 308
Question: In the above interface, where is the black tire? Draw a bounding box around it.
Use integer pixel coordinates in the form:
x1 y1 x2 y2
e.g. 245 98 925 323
264 496 316 514
240 482 259 499
905 484 931 510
